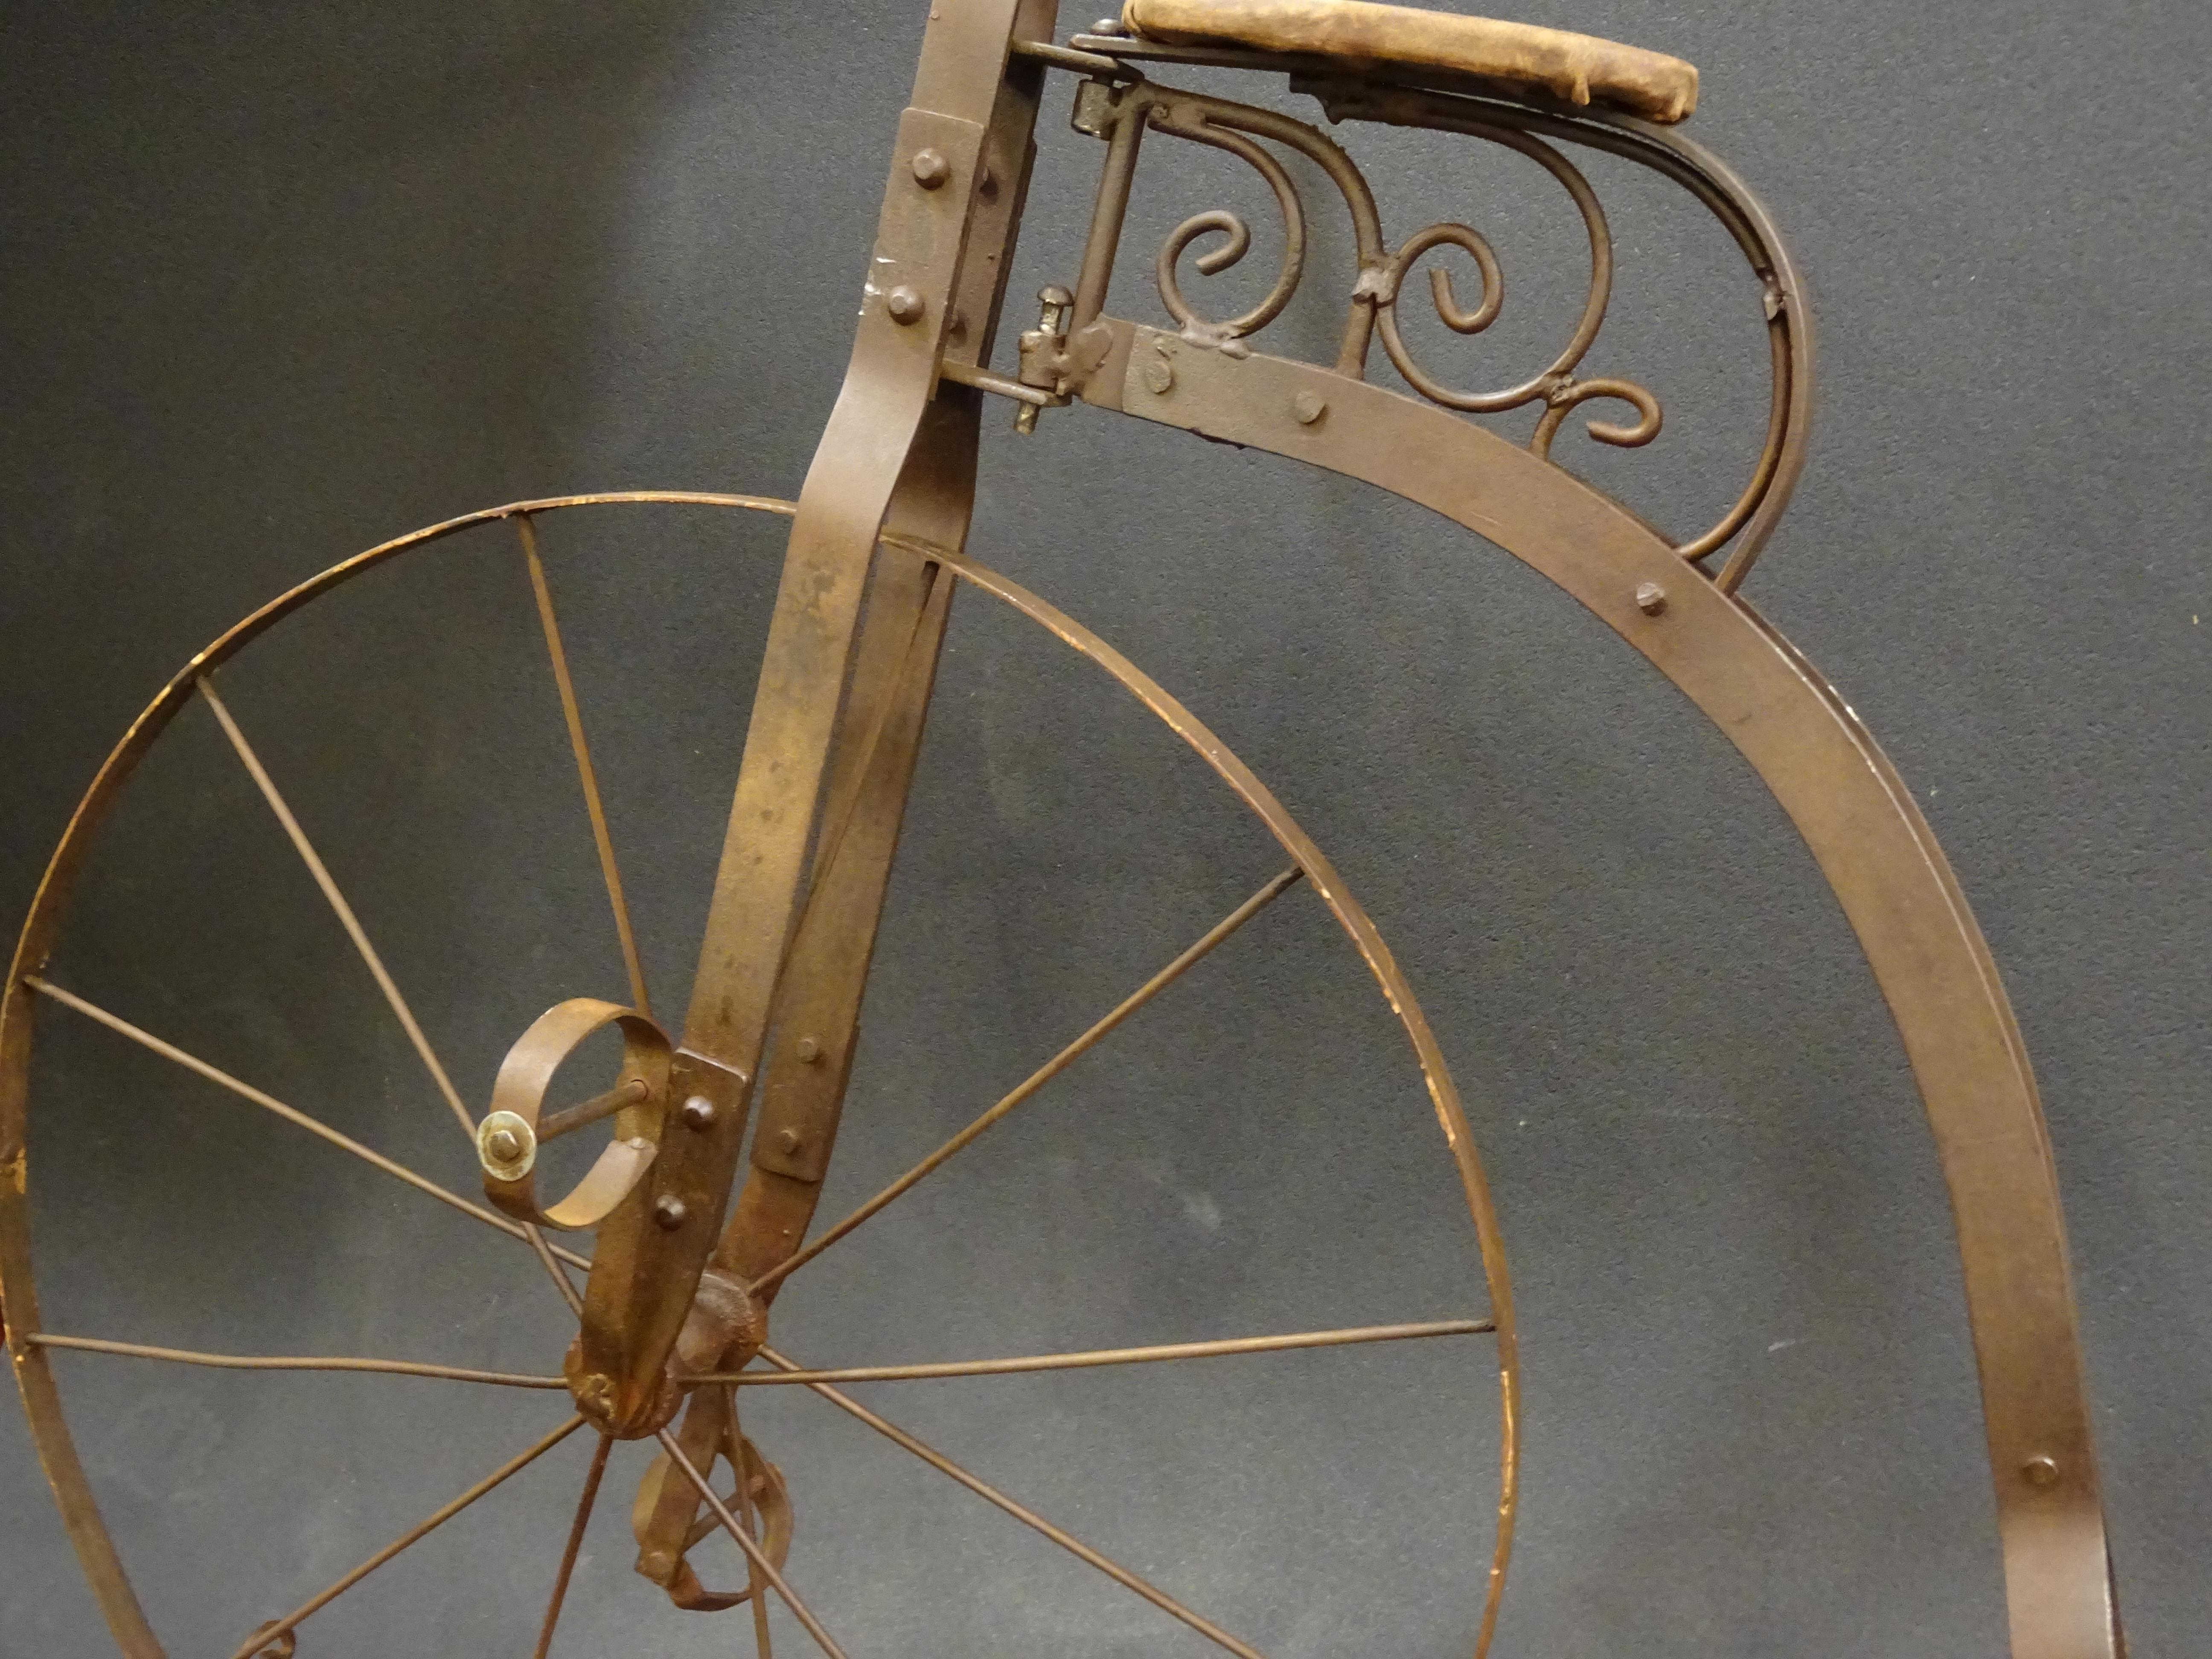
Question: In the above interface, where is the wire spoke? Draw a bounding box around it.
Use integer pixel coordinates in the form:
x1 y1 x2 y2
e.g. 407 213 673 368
517 514 652 1019
24 1332 565 1388
690 1317 1492 1387
525 1220 586 1316
24 978 590 1274
531 1430 614 1659
728 1389 776 1659
657 1428 850 1659
196 675 475 1140
760 1345 1268 1659
748 865 1303 1295
227 1415 585 1659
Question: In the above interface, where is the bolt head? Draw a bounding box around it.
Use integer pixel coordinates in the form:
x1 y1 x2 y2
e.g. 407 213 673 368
885 285 925 325
910 147 949 189
1293 390 1327 425
678 1094 717 1132
476 1108 536 1179
652 1193 688 1231
1635 581 1668 616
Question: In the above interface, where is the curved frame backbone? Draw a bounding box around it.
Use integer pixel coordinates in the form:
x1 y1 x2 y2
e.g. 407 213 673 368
1077 318 2119 1658
1020 29 2118 1651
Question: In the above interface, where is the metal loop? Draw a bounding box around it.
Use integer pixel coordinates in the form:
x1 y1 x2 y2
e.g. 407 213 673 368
1530 377 1664 458
477 997 671 1231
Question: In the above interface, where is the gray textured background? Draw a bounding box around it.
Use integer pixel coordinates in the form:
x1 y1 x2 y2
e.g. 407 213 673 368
3 2 2206 1654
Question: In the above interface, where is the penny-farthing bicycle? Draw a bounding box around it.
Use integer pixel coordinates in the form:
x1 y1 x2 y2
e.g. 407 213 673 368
2 3 2122 1655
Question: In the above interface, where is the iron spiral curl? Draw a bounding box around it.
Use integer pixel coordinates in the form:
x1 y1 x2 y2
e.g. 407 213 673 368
1148 100 1307 351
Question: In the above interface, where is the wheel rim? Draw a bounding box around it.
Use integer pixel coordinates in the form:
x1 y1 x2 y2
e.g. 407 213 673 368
0 492 1516 1657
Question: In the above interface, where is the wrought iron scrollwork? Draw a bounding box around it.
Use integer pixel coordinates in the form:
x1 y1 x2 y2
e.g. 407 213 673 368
1063 63 1813 591
1147 99 1307 351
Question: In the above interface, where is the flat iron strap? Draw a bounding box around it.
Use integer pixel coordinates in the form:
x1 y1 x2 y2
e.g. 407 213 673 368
1119 0 1699 122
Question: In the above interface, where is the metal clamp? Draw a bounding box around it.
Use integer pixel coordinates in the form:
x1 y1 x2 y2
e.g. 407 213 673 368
478 997 671 1231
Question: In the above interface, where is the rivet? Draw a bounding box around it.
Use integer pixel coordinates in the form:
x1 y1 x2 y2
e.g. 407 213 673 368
1091 15 1127 33
652 1194 688 1231
885 285 925 325
795 1036 824 1065
1635 581 1668 616
484 1126 522 1162
1143 357 1175 395
910 148 949 189
2023 1455 2061 1488
575 1372 615 1416
776 1127 803 1155
1293 390 1327 425
679 1094 716 1132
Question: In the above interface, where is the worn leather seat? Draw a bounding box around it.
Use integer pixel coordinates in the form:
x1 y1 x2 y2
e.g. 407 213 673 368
1118 0 1699 123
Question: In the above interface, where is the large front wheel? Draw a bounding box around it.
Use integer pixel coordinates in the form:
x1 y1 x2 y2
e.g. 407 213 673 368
2 492 1517 1658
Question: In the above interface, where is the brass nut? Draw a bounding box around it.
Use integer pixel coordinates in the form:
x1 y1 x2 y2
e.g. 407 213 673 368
910 147 949 189
885 285 925 325
1293 390 1327 425
652 1194 688 1231
476 1109 536 1181
679 1094 717 1131
1635 581 1668 617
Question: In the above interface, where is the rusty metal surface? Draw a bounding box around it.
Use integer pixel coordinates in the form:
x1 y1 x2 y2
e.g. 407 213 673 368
571 0 1041 1442
1078 320 2118 1658
0 2 2122 1654
1052 52 1811 588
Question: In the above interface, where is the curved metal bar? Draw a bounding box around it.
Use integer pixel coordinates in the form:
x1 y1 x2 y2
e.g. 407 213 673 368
1080 322 2117 1659
1531 376 1662 458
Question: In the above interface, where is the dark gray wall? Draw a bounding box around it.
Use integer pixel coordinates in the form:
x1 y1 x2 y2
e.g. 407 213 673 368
3 2 2205 1654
